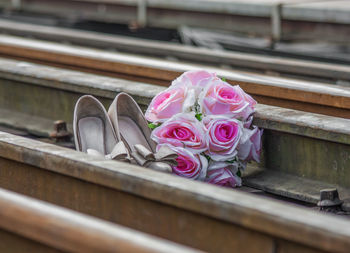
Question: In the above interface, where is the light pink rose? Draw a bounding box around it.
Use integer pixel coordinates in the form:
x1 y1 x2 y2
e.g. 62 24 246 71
206 162 242 188
158 144 208 180
238 126 263 163
145 85 195 123
199 80 256 120
204 116 243 161
151 113 207 154
171 70 218 89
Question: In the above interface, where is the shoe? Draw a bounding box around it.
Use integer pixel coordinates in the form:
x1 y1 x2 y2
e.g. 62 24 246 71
73 95 129 161
108 92 177 173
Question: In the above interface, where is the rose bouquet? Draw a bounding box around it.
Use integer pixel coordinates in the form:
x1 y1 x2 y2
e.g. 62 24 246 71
145 70 262 188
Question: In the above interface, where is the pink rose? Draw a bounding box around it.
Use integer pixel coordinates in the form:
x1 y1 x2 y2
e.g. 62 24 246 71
199 80 256 120
158 144 208 180
171 70 218 89
206 162 242 188
204 116 243 161
145 85 195 123
238 126 263 162
151 113 207 154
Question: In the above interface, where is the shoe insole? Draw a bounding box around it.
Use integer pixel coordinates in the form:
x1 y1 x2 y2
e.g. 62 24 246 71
118 116 152 152
79 117 105 154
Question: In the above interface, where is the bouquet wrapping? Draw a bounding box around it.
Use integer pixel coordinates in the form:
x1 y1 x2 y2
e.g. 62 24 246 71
145 70 263 188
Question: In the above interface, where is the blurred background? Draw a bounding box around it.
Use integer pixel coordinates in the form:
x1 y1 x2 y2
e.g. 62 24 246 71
0 0 349 63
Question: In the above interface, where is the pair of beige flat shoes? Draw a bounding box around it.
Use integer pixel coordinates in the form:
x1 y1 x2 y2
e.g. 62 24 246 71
73 92 177 173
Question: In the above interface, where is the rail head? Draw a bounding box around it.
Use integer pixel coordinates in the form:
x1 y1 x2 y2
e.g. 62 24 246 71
255 104 350 145
0 35 350 113
1 131 350 253
0 187 201 253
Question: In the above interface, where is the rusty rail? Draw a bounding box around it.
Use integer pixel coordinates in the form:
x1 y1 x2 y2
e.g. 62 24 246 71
0 35 349 118
0 187 200 253
0 19 349 84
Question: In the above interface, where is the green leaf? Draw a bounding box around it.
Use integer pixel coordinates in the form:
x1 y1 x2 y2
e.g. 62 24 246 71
221 77 226 82
195 113 203 121
203 153 211 162
227 157 238 164
148 123 160 129
236 170 242 177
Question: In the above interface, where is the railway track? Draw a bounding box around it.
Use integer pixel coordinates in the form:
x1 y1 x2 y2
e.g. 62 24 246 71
0 19 349 84
0 34 349 119
1 0 349 43
0 19 350 252
0 56 349 205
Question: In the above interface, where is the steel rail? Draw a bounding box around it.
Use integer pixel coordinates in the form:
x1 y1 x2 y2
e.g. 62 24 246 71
0 188 201 253
0 35 349 118
0 19 349 84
